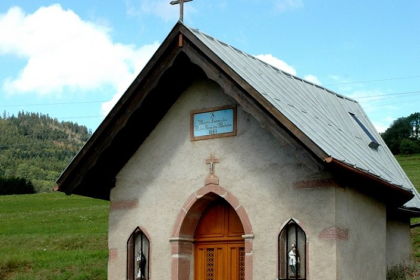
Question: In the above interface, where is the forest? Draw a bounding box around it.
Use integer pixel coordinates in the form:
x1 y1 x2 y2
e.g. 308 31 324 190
0 111 91 193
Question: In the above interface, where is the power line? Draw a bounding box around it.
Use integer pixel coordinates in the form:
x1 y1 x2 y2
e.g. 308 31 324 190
356 90 420 99
324 75 420 86
54 115 103 120
363 98 420 108
1 100 107 108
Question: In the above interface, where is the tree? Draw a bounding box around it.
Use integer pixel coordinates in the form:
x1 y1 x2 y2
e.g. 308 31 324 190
381 112 420 155
0 176 35 195
400 139 420 155
382 117 412 154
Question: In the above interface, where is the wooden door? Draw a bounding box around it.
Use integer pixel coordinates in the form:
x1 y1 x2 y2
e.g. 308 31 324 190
194 199 245 280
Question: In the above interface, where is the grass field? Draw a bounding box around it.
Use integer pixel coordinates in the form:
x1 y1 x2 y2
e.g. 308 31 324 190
0 193 109 280
0 155 419 279
397 154 420 260
393 154 420 279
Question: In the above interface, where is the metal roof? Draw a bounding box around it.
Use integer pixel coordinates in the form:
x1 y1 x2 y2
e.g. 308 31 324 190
186 25 420 209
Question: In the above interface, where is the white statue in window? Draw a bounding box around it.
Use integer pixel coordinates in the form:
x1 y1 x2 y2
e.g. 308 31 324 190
288 244 300 277
136 250 146 280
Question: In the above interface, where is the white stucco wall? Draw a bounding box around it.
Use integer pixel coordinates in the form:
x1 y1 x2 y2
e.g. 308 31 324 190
335 186 387 280
107 77 399 280
386 214 412 267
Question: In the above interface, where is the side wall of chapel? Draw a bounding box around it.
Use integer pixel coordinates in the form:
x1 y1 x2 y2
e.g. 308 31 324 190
335 187 387 280
386 214 412 268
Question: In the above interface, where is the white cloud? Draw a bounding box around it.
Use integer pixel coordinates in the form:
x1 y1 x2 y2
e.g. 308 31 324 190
304 74 321 85
0 5 159 96
101 92 122 116
255 54 297 75
274 0 304 12
373 116 396 133
255 54 321 86
372 122 388 134
101 43 160 115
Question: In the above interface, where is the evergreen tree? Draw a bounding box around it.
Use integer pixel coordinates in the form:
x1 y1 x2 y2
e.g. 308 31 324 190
0 111 92 193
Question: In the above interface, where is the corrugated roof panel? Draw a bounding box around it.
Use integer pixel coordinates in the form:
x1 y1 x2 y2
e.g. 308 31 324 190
187 26 420 209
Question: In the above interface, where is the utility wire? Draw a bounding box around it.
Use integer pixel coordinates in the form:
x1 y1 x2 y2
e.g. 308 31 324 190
363 98 420 108
324 75 420 86
54 115 103 120
1 100 107 108
356 90 420 99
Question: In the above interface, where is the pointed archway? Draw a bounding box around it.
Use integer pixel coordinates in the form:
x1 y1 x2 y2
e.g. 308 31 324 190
170 184 253 280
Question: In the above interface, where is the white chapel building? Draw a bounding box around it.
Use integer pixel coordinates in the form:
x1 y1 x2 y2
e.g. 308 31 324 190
56 22 420 280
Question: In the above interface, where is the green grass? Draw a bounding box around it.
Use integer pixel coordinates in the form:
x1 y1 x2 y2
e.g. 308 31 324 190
396 154 420 193
0 193 109 280
394 154 420 279
396 154 420 258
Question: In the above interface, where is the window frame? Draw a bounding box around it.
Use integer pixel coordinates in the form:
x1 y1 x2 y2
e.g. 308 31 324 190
127 227 150 280
278 219 307 280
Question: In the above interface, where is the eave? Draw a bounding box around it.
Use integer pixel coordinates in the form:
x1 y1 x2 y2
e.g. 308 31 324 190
325 157 414 207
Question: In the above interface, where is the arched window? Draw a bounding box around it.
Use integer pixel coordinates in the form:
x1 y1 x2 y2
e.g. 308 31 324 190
278 219 306 280
127 228 150 280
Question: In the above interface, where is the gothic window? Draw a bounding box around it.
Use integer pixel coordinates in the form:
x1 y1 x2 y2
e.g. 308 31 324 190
278 219 306 280
127 228 150 280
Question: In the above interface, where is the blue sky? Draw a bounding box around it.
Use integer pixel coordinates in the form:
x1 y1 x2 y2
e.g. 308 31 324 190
0 0 419 133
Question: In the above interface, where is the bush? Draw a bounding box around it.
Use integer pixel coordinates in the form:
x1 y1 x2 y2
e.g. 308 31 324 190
0 176 35 195
400 139 420 155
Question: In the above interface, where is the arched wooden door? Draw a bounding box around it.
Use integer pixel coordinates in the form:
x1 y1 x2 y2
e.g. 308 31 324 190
194 199 245 280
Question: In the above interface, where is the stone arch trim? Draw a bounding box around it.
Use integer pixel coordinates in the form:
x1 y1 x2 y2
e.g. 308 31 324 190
170 184 253 280
172 184 252 238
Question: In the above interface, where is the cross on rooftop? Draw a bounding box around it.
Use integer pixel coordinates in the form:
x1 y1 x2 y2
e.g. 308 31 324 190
170 0 193 22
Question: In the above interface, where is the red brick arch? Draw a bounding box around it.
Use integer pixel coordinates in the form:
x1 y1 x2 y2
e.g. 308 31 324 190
170 183 253 280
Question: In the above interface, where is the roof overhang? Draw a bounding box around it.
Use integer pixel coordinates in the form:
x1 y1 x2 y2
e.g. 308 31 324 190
325 157 414 207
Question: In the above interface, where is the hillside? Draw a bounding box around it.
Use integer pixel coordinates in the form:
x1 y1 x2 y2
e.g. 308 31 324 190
0 111 91 192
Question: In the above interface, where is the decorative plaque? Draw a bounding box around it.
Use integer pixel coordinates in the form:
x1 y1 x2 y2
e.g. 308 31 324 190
190 105 237 141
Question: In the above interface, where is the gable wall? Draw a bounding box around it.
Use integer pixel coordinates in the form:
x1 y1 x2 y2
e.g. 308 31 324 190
107 78 355 280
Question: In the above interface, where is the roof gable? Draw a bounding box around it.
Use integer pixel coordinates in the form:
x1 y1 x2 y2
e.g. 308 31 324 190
56 22 420 211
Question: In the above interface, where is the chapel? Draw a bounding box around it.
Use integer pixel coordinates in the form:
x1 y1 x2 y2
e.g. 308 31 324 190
56 21 420 280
